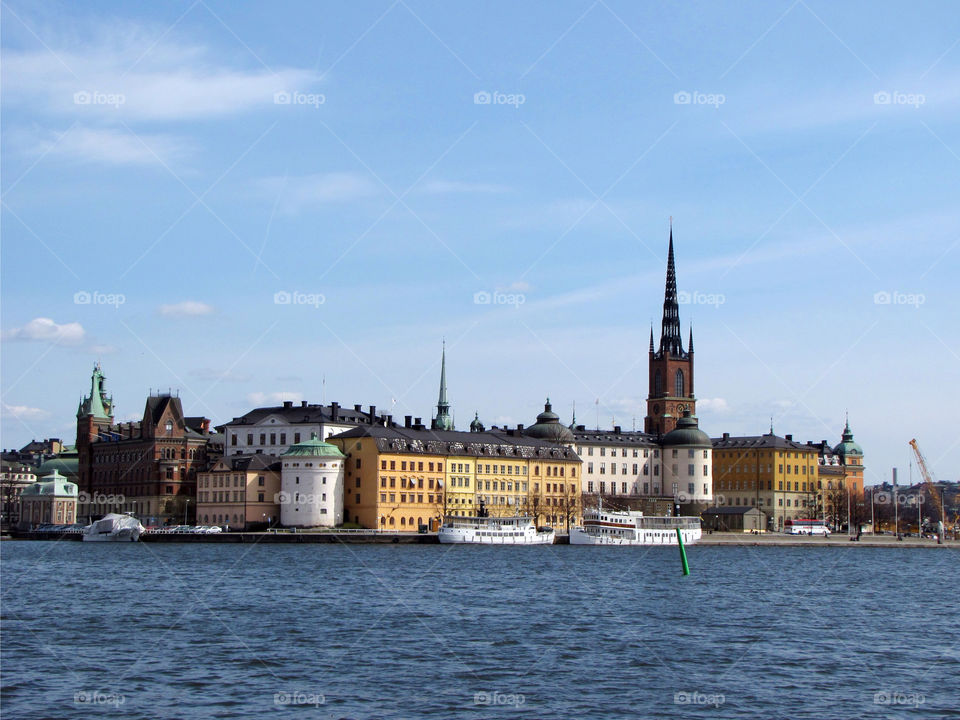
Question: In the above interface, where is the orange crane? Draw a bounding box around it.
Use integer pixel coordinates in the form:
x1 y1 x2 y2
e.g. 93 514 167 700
908 439 950 531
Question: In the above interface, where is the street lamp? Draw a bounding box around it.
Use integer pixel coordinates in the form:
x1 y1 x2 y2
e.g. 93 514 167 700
184 499 190 525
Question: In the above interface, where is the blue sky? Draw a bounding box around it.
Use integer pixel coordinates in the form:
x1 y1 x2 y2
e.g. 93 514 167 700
2 0 958 485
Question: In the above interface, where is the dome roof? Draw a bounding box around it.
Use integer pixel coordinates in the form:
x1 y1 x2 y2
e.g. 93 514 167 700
524 398 574 443
661 412 711 447
21 470 78 497
833 420 863 457
469 412 485 433
281 432 345 458
37 453 79 479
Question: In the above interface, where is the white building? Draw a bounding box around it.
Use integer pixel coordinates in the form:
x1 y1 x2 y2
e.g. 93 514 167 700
573 412 712 506
280 433 345 528
220 401 393 457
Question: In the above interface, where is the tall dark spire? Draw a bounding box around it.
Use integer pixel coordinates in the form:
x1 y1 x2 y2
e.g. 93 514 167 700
658 221 685 358
432 340 453 430
649 325 655 352
688 324 694 353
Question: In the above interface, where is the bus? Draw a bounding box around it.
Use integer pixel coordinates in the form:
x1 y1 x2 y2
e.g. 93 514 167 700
786 519 831 535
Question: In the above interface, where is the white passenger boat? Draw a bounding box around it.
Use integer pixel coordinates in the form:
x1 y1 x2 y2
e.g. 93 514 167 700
438 515 556 545
82 513 145 542
570 507 701 546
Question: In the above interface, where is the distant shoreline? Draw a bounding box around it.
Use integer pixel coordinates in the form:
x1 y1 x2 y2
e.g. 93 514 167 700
4 530 956 548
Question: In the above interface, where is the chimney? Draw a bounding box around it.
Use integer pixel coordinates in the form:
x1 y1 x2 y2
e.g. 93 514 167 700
723 432 730 439
785 434 793 441
354 404 362 412
517 424 524 432
283 401 293 409
301 400 308 408
405 416 412 428
331 402 339 421
614 426 621 434
414 417 422 426
368 405 376 424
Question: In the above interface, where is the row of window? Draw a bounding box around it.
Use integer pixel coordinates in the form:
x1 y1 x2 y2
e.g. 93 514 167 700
231 432 304 447
379 493 438 504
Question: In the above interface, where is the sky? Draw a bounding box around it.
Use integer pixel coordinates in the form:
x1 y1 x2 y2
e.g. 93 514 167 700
1 0 958 486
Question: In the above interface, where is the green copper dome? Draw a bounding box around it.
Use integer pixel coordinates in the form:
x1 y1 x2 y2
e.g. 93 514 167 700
661 412 711 447
833 420 863 457
524 398 574 443
281 432 345 458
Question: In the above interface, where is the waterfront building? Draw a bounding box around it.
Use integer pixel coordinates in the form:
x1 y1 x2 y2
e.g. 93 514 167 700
18 470 78 529
219 401 392 457
711 430 820 531
645 225 696 436
75 364 214 525
807 419 866 526
1 461 37 529
329 423 582 532
660 412 713 504
197 454 281 530
280 434 345 528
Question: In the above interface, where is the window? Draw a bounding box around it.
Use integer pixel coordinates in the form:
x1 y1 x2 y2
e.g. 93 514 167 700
688 464 695 475
675 369 684 397
588 481 594 492
294 432 301 443
654 369 663 395
247 433 253 445
280 433 286 445
687 482 694 494
258 476 264 486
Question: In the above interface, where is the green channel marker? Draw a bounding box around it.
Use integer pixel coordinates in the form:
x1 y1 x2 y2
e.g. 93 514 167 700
676 528 690 576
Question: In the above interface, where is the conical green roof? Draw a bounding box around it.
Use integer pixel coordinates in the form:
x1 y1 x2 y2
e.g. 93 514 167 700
281 432 344 458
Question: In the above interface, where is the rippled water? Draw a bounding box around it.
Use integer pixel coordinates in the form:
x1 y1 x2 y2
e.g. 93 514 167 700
2 541 958 719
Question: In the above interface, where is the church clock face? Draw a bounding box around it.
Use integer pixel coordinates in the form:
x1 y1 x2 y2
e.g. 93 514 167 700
653 404 660 414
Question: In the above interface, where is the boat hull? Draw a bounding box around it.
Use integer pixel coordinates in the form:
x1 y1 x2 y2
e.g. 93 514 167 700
438 527 556 545
82 528 141 542
569 526 701 546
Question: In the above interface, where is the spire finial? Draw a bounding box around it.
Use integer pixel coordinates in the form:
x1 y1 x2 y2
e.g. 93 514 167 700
770 417 774 434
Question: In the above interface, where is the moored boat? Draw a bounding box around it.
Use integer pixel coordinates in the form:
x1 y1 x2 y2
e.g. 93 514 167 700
438 515 555 545
570 507 701 546
82 513 145 542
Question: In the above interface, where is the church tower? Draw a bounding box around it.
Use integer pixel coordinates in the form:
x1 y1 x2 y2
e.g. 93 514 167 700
645 224 695 435
431 341 454 431
76 362 115 492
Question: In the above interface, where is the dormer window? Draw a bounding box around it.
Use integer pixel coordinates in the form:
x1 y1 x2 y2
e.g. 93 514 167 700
165 420 173 435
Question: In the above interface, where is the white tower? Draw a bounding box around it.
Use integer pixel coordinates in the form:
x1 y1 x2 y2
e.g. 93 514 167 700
280 433 345 527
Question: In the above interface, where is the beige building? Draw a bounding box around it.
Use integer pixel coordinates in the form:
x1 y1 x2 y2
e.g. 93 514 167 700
1 460 37 529
197 455 281 529
19 470 78 529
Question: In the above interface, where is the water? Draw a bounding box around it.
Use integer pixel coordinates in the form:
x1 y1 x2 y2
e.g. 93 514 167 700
2 542 958 719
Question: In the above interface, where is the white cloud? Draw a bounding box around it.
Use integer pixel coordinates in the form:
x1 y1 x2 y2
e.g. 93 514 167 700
2 404 51 421
159 301 214 317
2 317 85 345
418 180 511 194
19 126 190 167
2 21 321 122
258 173 380 214
247 391 303 406
697 398 730 413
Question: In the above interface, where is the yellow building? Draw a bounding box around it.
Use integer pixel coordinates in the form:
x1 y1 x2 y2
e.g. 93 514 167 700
711 431 820 531
330 424 582 532
196 454 282 529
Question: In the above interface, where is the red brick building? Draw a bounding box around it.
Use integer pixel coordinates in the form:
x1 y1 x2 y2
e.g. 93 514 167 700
75 364 214 525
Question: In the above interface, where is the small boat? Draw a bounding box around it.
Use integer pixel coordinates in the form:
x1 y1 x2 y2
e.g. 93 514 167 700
570 505 701 546
82 513 145 542
438 515 556 545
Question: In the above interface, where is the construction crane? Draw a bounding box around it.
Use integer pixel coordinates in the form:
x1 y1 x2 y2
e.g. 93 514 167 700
908 439 950 536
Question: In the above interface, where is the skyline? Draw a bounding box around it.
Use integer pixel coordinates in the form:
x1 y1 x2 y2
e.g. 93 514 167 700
2 0 959 485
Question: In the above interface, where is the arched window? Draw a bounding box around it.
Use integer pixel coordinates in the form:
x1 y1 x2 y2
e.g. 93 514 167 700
409 517 415 528
654 369 663 395
675 369 684 397
389 517 395 526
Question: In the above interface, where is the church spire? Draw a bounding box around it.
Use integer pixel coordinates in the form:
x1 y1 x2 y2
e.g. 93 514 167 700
658 220 685 358
649 325 655 352
432 341 453 430
689 324 694 353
